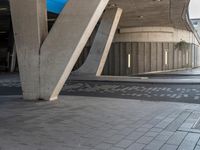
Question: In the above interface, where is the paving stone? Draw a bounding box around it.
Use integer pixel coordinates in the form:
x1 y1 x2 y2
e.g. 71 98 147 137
178 133 200 150
126 143 145 150
104 134 125 144
155 118 175 129
136 136 154 144
143 140 165 150
149 127 163 133
135 127 150 133
126 131 145 141
166 131 187 145
154 131 173 142
117 128 134 136
144 131 159 137
195 145 200 150
166 111 191 132
115 139 133 148
95 143 112 150
110 147 124 150
160 144 178 150
141 124 155 129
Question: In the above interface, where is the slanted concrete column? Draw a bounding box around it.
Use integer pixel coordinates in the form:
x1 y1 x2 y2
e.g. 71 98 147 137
40 0 109 100
10 0 48 100
74 7 123 76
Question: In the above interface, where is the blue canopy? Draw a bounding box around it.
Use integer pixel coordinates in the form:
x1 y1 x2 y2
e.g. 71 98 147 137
47 0 69 14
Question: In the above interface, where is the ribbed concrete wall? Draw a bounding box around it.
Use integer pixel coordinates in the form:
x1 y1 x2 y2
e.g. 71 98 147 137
73 42 200 76
101 42 199 76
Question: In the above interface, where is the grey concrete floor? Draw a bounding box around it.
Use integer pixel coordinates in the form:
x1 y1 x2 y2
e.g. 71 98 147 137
1 96 200 150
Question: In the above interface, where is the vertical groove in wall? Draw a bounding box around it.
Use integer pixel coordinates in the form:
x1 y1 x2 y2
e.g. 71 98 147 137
168 43 174 70
150 43 157 72
119 43 122 76
132 42 138 74
145 42 151 72
157 43 163 71
114 43 119 76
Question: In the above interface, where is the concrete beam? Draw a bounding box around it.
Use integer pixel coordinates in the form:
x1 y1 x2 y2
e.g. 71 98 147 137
115 27 198 45
74 7 123 76
40 0 109 100
10 0 48 100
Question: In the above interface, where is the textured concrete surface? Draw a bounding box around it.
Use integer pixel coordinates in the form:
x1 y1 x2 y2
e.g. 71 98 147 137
10 0 48 100
109 0 190 30
40 0 109 101
1 96 200 149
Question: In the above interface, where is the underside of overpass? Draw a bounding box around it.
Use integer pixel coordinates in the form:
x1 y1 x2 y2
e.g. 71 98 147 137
0 0 200 100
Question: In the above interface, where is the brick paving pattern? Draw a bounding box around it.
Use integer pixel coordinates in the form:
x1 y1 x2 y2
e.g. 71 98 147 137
0 96 200 149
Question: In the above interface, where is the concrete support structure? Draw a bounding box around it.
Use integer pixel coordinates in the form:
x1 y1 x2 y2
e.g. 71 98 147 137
8 0 200 100
74 7 122 76
40 0 109 100
10 0 48 100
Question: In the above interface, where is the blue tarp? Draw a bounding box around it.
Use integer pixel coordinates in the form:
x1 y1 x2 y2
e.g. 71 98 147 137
47 0 68 14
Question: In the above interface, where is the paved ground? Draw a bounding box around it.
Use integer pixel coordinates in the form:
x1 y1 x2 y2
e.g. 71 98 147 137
1 71 200 149
62 81 200 104
2 78 200 104
1 96 200 150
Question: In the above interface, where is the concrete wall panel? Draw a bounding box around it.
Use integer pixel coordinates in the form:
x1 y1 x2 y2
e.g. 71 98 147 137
169 43 174 70
100 42 198 76
132 42 138 74
138 43 145 73
150 43 157 71
120 43 127 75
157 43 163 71
144 43 151 72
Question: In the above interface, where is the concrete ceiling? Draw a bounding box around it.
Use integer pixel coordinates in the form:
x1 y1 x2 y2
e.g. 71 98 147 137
0 0 192 32
109 0 191 30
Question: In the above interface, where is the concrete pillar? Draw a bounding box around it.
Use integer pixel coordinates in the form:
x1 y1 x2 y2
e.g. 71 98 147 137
74 7 122 76
151 43 157 71
10 0 48 100
40 0 109 101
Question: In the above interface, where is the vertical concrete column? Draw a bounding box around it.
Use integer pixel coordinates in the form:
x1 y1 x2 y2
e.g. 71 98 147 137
40 0 109 100
10 0 48 100
74 7 122 76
